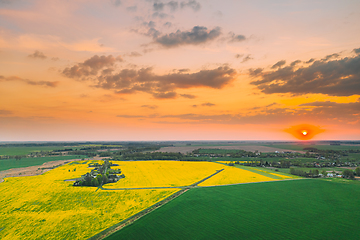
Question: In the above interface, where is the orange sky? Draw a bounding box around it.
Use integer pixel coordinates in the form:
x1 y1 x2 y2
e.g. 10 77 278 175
1 0 360 141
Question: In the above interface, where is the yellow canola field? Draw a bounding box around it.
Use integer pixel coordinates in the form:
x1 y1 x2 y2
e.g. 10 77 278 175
104 161 224 188
198 166 276 186
0 161 177 240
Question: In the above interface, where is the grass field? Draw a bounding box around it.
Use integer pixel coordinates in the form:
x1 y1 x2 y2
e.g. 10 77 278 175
0 161 177 240
0 155 85 171
105 179 360 240
0 146 70 156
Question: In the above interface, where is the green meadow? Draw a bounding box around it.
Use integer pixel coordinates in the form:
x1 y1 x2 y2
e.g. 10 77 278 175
0 146 69 156
106 179 360 240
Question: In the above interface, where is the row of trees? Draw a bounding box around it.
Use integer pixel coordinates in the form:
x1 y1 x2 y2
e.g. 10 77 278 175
290 168 320 178
342 167 360 179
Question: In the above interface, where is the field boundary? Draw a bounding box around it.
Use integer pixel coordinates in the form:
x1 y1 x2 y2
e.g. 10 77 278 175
87 188 189 240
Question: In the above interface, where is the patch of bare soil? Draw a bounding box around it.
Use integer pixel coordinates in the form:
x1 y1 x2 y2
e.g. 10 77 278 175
156 145 305 154
0 159 79 183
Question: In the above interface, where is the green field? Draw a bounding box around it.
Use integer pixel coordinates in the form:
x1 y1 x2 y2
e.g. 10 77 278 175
0 155 84 171
105 179 360 240
0 146 69 156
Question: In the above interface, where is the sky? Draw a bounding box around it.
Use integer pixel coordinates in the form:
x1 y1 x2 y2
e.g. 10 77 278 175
1 0 360 141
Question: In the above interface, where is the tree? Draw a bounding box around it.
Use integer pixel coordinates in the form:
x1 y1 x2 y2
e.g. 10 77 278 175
321 170 327 177
355 167 360 176
91 178 99 187
343 169 355 180
96 174 103 184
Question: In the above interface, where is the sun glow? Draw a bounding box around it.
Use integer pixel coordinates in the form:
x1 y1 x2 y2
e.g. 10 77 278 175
285 124 325 140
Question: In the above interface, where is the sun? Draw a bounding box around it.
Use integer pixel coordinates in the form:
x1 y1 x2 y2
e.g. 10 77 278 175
285 124 325 140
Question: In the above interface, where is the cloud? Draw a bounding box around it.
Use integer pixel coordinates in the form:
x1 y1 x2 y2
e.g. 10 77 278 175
143 21 156 28
250 47 360 96
228 32 246 42
111 0 121 7
180 94 196 99
126 5 137 12
180 0 201 11
235 54 244 59
248 68 263 76
62 55 122 79
153 2 165 11
152 91 177 99
322 53 340 61
116 114 146 118
167 1 179 11
241 54 253 63
0 75 58 87
290 60 301 66
152 12 168 19
299 101 337 107
163 22 172 27
153 26 221 48
0 0 12 4
141 105 158 109
51 57 59 61
201 102 215 107
298 100 360 122
306 58 315 64
126 52 142 57
28 50 47 59
353 48 360 55
271 60 286 69
0 110 12 115
63 57 236 99
266 102 278 108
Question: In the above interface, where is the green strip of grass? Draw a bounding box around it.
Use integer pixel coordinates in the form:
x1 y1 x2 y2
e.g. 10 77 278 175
0 156 85 171
105 179 360 240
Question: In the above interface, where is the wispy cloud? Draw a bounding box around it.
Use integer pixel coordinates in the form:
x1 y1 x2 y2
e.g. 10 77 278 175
0 75 58 87
153 26 222 48
28 50 47 59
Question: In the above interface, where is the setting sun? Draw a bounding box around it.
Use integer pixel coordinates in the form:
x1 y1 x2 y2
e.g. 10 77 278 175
285 124 325 140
